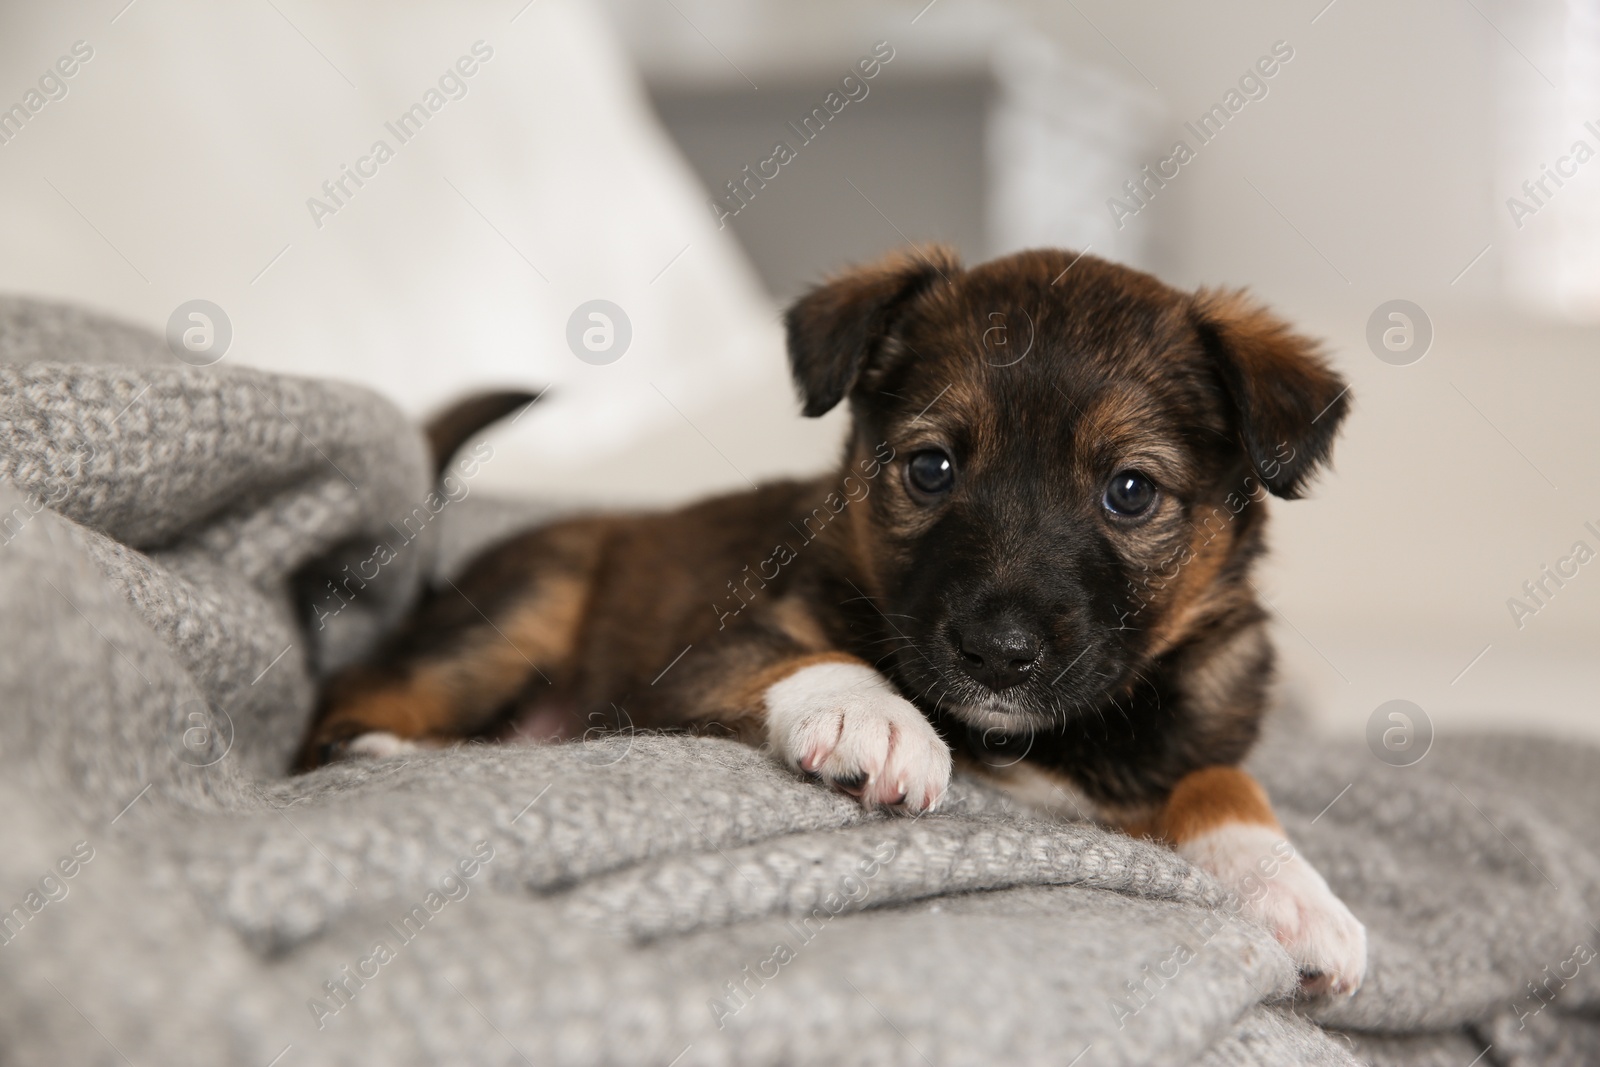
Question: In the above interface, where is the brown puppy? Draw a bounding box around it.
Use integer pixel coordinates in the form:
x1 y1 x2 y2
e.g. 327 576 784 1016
300 246 1364 994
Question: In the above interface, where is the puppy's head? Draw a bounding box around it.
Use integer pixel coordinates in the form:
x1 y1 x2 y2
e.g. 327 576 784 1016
786 246 1349 736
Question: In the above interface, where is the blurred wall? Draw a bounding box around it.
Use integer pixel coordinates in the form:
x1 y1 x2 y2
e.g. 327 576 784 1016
653 75 990 301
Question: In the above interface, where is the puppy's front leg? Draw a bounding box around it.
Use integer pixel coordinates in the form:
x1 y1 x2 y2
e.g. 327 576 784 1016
760 654 952 813
670 638 951 813
1156 766 1367 996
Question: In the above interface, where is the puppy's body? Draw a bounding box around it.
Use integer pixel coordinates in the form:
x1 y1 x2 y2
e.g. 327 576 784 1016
302 247 1366 993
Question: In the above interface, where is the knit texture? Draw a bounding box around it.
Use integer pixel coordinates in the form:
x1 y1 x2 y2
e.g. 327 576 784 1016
0 297 1593 1065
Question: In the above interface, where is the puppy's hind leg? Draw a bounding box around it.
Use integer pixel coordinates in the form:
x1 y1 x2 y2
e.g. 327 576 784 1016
297 524 600 770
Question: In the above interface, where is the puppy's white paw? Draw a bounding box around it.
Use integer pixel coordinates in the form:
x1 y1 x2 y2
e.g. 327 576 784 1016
343 731 424 760
765 661 951 813
1179 823 1367 997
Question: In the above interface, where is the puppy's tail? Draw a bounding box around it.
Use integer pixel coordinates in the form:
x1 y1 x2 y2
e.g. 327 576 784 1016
424 389 543 478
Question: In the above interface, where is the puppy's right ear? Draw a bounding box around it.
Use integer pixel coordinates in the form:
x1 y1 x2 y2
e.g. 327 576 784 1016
784 246 958 417
1192 288 1349 499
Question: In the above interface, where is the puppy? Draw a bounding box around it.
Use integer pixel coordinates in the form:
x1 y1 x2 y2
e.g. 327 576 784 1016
300 246 1365 995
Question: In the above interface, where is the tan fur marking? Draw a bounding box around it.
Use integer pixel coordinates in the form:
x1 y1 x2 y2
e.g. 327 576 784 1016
1071 388 1194 487
768 595 831 651
744 651 863 711
936 376 991 454
315 571 591 751
419 572 589 711
1145 522 1236 658
502 573 588 668
321 674 453 739
1181 623 1270 721
1073 389 1146 452
689 650 865 745
961 760 1278 846
843 497 888 602
1156 766 1282 845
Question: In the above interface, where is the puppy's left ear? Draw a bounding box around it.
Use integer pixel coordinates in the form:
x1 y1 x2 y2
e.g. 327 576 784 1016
784 245 959 417
1192 289 1350 499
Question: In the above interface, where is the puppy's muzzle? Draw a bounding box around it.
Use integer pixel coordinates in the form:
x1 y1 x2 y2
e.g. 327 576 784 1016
953 616 1043 691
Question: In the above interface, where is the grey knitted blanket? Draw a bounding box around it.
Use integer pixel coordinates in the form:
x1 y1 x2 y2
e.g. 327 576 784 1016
1 297 1596 1067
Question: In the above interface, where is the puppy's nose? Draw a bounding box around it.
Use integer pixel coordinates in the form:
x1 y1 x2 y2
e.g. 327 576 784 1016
956 623 1042 690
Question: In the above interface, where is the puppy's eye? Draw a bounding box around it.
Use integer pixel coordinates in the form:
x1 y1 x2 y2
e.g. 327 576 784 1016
907 450 955 497
1103 470 1157 518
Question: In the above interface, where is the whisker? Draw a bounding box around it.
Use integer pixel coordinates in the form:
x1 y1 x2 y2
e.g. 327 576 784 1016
872 649 910 671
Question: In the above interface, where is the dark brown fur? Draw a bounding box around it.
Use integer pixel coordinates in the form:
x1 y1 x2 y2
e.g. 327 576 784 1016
296 246 1349 848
